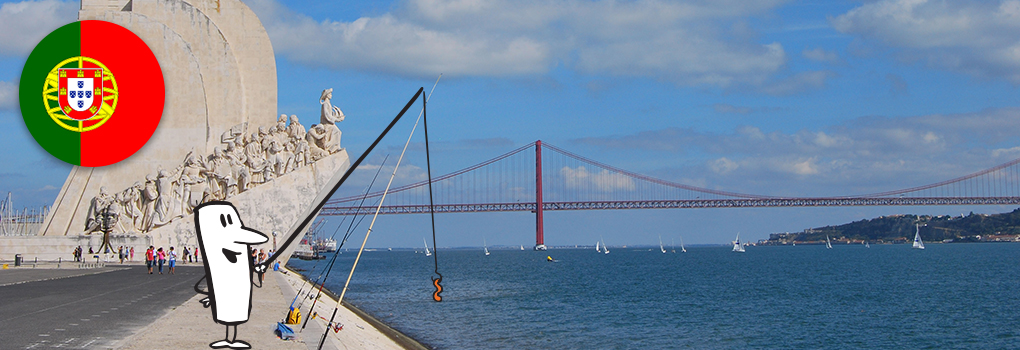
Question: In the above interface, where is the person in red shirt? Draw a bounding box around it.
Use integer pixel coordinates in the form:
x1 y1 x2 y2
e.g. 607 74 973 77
145 246 155 274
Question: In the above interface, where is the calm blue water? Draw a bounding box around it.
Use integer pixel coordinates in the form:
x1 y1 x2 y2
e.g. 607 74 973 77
290 243 1020 349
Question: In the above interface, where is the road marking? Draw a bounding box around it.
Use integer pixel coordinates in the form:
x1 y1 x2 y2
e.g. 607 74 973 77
80 319 89 321
68 324 78 326
38 334 50 337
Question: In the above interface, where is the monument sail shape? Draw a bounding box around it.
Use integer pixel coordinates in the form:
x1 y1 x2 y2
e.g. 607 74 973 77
17 0 349 261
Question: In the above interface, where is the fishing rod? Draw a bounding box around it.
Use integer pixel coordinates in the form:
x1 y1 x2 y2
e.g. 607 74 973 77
254 87 423 276
299 155 389 330
317 76 438 350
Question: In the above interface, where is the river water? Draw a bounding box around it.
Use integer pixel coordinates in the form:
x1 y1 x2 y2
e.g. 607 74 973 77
290 243 1020 349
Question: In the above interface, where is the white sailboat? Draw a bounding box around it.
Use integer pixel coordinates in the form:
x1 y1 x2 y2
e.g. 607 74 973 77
912 224 925 250
423 238 432 257
484 239 490 256
732 233 745 253
865 241 870 248
825 235 833 249
520 245 524 251
595 240 601 253
659 235 666 254
671 238 676 253
680 236 687 253
601 236 610 254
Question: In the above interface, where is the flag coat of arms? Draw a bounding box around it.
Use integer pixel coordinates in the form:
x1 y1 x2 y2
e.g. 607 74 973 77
58 68 104 120
19 20 165 167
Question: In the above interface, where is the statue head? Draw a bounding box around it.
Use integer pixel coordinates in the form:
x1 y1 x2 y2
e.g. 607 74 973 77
98 186 108 197
279 114 287 123
134 181 143 189
290 115 299 124
320 88 333 102
146 174 156 182
251 132 260 142
259 126 267 136
159 169 169 178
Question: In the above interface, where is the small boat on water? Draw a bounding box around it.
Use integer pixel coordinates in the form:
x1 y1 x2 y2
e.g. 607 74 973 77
913 224 925 250
732 233 745 253
659 235 666 254
423 238 432 257
293 239 324 260
601 236 610 254
825 235 833 249
484 239 490 256
520 245 524 251
670 238 676 253
595 240 601 253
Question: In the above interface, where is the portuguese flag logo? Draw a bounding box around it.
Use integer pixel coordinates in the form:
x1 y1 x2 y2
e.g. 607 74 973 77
20 20 164 167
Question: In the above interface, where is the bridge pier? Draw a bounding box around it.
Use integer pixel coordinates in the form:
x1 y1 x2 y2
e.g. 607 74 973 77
535 140 547 251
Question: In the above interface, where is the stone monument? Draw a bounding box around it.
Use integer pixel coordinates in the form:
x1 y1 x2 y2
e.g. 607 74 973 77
3 0 350 263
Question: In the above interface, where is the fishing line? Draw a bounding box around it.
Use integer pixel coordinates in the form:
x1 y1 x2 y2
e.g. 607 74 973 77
300 155 389 329
423 74 443 302
317 80 437 350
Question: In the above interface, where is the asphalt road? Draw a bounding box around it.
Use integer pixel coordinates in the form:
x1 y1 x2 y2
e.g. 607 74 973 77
0 265 204 349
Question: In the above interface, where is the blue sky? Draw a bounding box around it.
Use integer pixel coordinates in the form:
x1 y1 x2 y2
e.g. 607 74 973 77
1 0 1020 247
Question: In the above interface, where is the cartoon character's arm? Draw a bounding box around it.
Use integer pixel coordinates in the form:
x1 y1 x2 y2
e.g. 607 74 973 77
194 275 212 308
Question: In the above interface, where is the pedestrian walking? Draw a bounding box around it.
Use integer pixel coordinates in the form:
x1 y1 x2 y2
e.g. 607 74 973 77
130 246 135 261
168 247 177 274
182 247 190 264
157 247 166 274
145 246 155 274
118 246 125 264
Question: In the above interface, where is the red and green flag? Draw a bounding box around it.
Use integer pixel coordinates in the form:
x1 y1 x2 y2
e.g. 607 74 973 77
20 20 165 167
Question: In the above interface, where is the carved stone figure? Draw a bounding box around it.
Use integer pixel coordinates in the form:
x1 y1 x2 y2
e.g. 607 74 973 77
122 182 143 232
151 169 175 228
182 154 207 214
320 88 344 126
245 131 267 184
141 175 158 231
226 140 250 193
84 187 112 233
287 114 305 141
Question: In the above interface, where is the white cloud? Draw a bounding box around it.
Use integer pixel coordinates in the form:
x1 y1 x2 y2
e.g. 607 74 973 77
571 107 1020 196
246 0 793 87
560 166 635 192
0 80 16 111
0 0 77 57
711 157 738 174
832 0 1020 83
790 157 818 175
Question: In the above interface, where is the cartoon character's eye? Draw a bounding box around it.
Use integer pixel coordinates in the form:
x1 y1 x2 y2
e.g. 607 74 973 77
219 214 227 228
227 214 233 225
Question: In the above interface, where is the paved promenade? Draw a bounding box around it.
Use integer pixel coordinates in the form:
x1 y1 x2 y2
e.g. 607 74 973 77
0 264 426 350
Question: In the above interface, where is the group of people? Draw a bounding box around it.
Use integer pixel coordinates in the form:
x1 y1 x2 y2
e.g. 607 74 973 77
143 246 199 274
82 89 348 236
251 249 273 283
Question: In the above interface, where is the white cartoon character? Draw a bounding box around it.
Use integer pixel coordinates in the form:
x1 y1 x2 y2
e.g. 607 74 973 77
193 201 268 349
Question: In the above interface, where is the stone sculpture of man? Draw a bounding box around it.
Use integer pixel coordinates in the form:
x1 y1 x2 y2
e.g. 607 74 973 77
319 88 344 126
85 187 112 233
287 115 305 142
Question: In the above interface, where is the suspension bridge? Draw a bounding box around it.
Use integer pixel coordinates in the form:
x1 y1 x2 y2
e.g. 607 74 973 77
320 140 1020 250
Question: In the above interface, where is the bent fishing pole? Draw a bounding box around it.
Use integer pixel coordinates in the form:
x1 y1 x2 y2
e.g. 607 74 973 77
255 87 423 276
